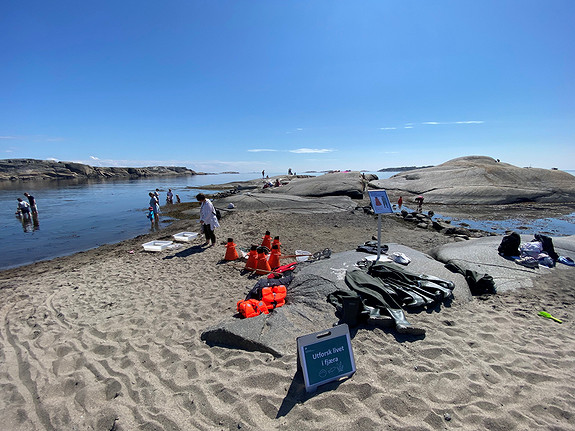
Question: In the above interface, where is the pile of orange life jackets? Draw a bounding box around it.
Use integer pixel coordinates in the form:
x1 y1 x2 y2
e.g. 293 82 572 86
237 285 287 318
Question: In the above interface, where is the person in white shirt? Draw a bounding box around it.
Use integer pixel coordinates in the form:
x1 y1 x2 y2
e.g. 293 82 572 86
17 198 31 219
196 193 220 247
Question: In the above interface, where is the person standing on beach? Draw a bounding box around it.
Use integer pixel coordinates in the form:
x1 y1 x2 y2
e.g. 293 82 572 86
398 196 403 209
148 192 160 225
166 189 173 204
262 170 265 178
24 192 38 215
196 193 220 247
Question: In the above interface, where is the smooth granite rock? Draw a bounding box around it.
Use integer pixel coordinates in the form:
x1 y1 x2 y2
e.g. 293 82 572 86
429 234 575 293
214 193 357 214
268 171 367 199
368 156 575 204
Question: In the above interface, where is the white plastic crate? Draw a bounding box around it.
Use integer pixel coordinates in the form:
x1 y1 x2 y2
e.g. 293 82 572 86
142 240 173 252
172 232 199 242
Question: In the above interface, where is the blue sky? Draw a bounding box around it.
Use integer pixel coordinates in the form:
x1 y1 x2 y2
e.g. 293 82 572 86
2 1 574 173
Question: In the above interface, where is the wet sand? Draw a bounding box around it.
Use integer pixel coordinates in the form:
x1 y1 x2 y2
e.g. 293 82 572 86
0 206 574 430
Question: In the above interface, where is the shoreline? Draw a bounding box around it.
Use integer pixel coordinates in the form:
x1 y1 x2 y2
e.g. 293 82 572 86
2 199 575 274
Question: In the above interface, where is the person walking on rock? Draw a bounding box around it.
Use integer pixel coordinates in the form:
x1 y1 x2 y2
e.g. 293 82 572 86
196 193 220 247
415 195 424 213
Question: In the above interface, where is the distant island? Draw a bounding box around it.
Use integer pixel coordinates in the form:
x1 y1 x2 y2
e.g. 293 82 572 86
0 159 202 182
377 165 434 172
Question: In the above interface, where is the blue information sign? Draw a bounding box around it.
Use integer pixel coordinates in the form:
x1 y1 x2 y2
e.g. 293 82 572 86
368 190 393 214
297 324 356 392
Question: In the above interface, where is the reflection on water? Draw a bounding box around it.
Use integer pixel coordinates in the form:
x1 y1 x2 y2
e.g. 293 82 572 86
17 212 40 233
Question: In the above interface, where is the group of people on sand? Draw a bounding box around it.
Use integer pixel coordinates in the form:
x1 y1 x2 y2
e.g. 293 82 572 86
146 187 220 247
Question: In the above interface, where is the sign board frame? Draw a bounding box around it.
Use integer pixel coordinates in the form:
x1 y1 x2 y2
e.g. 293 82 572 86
367 190 394 260
368 189 393 214
297 324 356 393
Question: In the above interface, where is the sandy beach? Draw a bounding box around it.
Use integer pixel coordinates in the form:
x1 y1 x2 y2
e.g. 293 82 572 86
1 204 574 430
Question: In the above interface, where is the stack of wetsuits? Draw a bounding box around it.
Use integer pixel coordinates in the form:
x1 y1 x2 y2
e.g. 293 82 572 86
328 261 455 335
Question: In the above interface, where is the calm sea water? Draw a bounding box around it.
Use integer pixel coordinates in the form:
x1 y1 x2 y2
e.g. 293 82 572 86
1 170 574 270
0 172 327 270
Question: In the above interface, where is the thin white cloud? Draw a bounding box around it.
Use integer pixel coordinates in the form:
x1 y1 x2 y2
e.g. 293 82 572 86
422 121 484 125
379 127 397 130
286 128 304 134
289 148 334 154
247 149 279 153
404 126 413 129
47 157 59 161
0 135 64 141
90 155 100 160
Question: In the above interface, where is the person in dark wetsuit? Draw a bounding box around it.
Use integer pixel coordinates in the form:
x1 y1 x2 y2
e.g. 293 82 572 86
24 192 38 214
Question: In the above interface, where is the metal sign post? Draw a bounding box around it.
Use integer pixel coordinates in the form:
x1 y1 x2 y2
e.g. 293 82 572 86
367 190 393 261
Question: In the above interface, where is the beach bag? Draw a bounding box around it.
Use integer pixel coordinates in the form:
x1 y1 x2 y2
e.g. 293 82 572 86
534 233 558 261
213 208 222 220
498 232 521 257
267 262 298 279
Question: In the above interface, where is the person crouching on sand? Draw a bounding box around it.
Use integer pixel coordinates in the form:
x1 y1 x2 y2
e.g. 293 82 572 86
196 193 220 247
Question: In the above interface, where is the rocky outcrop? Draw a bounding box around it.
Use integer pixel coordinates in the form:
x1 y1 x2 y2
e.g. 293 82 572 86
215 193 356 213
0 159 199 181
368 156 575 204
269 171 369 199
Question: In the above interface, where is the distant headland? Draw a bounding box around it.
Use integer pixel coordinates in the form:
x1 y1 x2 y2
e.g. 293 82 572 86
377 165 434 172
0 159 203 182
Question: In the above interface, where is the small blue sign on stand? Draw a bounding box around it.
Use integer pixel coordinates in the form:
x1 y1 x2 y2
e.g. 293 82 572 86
368 190 393 214
368 190 394 260
297 324 356 393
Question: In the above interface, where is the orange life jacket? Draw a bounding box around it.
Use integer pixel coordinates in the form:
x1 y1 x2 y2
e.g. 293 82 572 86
237 285 287 318
237 298 270 318
260 285 287 310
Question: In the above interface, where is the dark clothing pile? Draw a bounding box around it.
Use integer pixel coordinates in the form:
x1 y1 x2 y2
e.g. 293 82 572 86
328 261 455 335
498 231 559 269
444 262 496 295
